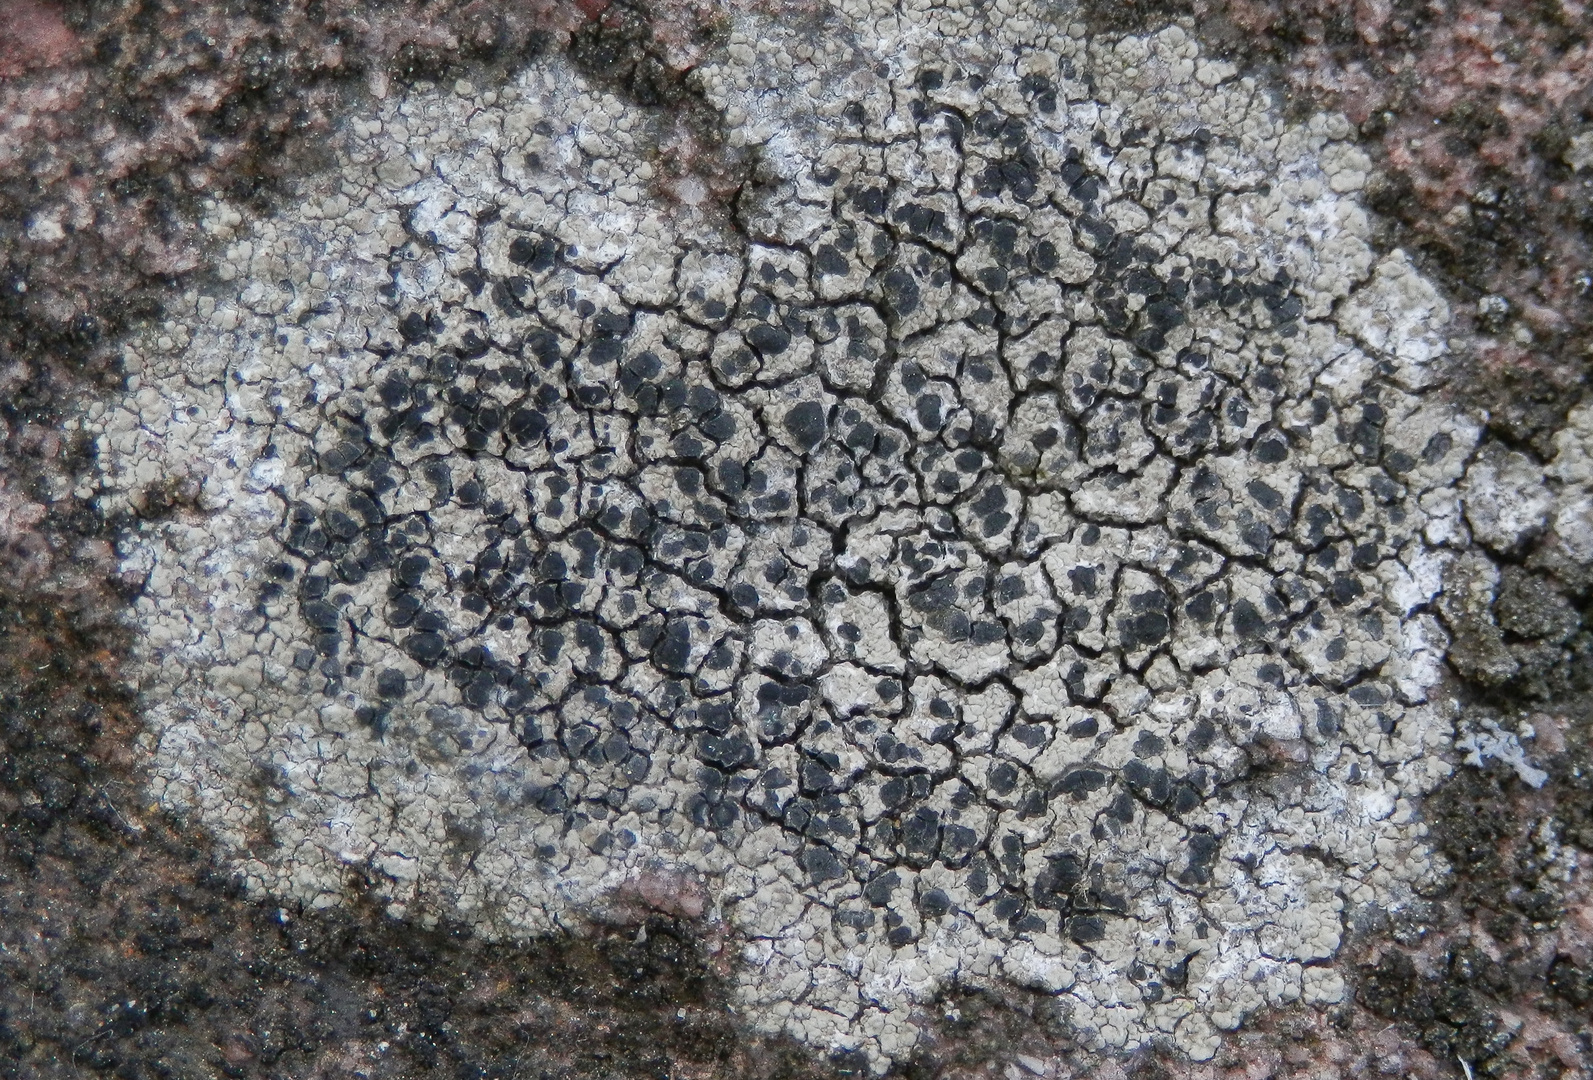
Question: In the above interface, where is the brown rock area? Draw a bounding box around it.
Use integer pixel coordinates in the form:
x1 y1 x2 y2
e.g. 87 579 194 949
0 0 568 370
0 555 832 1079
2 1 1592 1078
1196 0 1593 454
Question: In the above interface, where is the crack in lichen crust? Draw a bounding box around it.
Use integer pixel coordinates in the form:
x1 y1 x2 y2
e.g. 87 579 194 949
83 0 1485 1069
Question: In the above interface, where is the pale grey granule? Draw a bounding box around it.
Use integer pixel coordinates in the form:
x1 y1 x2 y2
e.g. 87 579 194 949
81 1 1489 1068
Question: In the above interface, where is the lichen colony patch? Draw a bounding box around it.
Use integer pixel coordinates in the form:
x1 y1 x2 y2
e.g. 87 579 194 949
82 0 1481 1068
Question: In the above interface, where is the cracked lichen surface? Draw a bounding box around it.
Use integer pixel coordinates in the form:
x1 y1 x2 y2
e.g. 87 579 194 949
82 0 1485 1069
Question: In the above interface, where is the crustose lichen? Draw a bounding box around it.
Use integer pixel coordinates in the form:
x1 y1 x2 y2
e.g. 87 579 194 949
83 0 1484 1069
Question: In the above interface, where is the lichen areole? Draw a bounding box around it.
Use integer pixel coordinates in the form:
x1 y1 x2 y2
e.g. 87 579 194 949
83 0 1486 1069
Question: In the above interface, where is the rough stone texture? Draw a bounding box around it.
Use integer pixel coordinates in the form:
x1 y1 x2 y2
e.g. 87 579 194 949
1131 0 1593 457
0 701 831 1080
1 1 1592 1080
0 0 575 368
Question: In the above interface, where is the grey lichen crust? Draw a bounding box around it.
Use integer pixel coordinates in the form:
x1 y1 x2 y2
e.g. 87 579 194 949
82 0 1484 1068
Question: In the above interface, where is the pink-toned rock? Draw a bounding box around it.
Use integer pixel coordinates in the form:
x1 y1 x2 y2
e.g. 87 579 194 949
632 867 707 920
0 0 77 80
